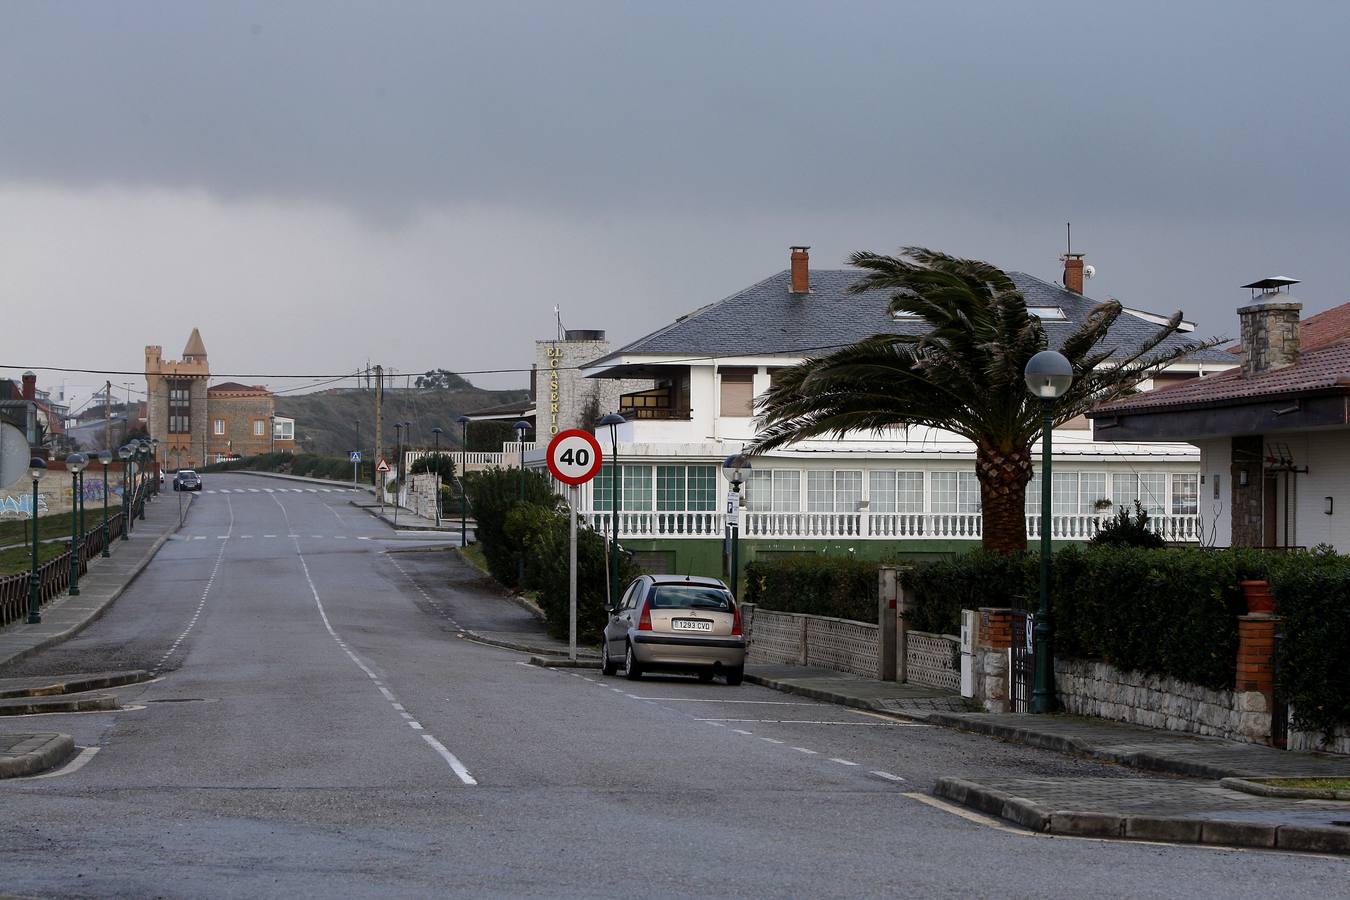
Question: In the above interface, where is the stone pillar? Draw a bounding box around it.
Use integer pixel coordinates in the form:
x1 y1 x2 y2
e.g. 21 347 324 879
1235 613 1280 743
877 566 899 681
974 608 1015 713
1230 434 1264 548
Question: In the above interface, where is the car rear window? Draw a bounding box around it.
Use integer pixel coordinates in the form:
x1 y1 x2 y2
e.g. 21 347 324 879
648 585 733 611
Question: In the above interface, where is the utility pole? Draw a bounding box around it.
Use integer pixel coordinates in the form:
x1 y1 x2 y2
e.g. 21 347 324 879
374 365 384 487
105 381 112 451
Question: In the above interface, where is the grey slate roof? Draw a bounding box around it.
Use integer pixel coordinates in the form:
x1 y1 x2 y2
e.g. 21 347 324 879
588 269 1234 369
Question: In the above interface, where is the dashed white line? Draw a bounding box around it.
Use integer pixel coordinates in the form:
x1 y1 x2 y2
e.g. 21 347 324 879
792 747 818 755
153 496 232 675
828 757 860 767
871 771 906 782
732 729 753 735
760 737 785 744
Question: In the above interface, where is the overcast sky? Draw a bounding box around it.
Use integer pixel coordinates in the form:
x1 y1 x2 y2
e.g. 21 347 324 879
3 1 1348 406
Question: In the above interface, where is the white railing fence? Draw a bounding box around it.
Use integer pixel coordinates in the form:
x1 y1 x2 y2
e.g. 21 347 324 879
577 509 1201 543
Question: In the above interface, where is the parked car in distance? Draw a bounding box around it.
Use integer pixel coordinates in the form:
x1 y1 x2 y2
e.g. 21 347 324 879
173 469 202 492
600 574 746 685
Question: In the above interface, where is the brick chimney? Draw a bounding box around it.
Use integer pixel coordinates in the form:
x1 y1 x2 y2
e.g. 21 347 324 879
21 371 35 400
790 246 810 294
1062 254 1085 294
1238 277 1302 377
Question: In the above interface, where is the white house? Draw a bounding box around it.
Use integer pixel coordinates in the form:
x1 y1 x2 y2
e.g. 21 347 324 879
533 248 1235 576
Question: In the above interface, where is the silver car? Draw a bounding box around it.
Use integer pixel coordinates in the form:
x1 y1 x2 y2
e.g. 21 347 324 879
600 575 746 685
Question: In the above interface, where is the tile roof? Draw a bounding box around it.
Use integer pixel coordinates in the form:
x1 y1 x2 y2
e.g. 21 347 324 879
592 269 1233 367
1224 299 1350 358
1097 338 1350 414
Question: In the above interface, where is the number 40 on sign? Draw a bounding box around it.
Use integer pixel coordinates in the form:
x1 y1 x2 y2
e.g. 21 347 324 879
546 429 604 486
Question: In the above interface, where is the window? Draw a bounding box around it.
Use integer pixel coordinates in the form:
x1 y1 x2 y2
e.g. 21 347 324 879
807 470 862 512
273 419 294 440
1139 473 1166 516
253 419 266 437
594 464 653 511
718 368 755 417
213 419 225 435
746 469 800 512
1052 473 1078 515
167 379 192 434
655 464 717 511
932 471 979 514
1079 473 1107 513
1171 474 1199 515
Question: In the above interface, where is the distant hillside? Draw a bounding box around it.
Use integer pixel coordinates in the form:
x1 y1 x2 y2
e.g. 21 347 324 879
277 384 528 458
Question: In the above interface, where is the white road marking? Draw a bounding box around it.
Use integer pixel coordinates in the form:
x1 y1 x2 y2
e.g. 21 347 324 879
264 488 275 493
248 488 260 493
153 496 232 676
792 747 818 755
192 536 206 541
759 737 785 744
629 697 820 705
828 758 860 766
705 722 727 727
6 746 101 780
357 536 370 540
217 535 230 539
694 718 925 726
732 729 754 735
264 534 277 538
871 771 907 782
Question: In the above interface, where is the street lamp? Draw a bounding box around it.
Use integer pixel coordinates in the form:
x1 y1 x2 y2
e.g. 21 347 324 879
27 457 46 623
270 414 276 454
66 453 87 597
98 450 112 557
512 419 531 585
598 412 626 608
431 426 443 527
456 415 471 548
354 419 361 485
137 440 151 519
150 438 160 494
721 453 752 600
1023 349 1074 715
118 445 132 538
393 422 403 526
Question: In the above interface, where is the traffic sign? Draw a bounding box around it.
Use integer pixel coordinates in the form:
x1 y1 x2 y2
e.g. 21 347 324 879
376 458 391 473
725 494 741 525
350 451 362 463
546 429 603 486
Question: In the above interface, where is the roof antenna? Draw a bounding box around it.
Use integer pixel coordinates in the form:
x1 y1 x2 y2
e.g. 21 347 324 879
1066 221 1072 257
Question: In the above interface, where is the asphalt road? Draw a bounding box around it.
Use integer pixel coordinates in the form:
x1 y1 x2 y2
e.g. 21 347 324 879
0 473 1345 898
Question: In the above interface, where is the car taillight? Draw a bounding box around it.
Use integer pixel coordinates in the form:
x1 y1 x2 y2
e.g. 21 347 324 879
731 606 743 636
637 601 652 631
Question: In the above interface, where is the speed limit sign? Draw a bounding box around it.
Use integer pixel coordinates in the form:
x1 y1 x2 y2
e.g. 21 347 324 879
546 429 604 486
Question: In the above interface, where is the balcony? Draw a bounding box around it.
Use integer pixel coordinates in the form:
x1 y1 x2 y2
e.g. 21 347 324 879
619 386 690 421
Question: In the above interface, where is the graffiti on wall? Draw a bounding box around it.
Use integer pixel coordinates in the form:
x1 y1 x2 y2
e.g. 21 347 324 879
0 493 50 519
64 481 122 502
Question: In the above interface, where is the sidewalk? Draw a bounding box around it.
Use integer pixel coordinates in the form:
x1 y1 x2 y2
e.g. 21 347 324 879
0 491 185 777
229 468 466 535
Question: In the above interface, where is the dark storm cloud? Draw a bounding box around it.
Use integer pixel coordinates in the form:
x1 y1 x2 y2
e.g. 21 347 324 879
4 1 1347 220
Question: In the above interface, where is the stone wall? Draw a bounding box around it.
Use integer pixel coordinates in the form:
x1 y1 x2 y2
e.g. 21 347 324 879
1054 658 1271 744
972 648 1009 713
1289 718 1350 755
407 472 441 521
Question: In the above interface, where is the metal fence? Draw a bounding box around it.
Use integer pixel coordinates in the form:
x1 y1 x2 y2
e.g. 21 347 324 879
0 486 144 627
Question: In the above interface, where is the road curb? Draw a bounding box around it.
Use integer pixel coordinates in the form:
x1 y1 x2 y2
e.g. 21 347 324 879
528 655 601 668
0 670 151 700
458 628 599 661
0 732 75 779
0 694 118 716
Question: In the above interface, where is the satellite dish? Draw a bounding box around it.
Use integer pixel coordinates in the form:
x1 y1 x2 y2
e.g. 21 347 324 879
0 421 30 490
1083 265 1096 279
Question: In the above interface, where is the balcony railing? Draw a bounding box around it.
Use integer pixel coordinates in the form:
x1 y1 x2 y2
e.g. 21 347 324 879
575 509 1203 543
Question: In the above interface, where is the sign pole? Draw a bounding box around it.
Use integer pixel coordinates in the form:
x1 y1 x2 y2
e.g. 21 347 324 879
569 485 578 661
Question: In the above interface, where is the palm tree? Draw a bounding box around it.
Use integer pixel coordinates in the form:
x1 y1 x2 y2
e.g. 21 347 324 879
750 247 1218 553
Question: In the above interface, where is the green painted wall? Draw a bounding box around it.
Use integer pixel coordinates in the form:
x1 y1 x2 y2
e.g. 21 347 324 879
622 536 1083 583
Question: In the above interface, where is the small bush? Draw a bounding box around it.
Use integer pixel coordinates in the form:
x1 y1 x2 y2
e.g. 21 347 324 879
743 557 879 622
1089 501 1166 548
903 551 1037 634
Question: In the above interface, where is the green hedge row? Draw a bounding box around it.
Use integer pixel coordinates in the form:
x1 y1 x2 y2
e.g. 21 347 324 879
1269 552 1350 738
200 451 369 482
743 557 878 622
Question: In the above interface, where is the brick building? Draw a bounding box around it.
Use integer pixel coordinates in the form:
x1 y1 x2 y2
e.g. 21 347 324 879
146 329 297 470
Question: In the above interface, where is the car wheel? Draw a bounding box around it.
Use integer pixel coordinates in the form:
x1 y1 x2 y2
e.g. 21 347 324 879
599 639 617 676
622 642 642 680
725 666 744 686
696 670 715 683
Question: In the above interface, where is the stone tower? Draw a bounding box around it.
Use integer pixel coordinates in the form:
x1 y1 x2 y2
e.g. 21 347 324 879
146 328 211 470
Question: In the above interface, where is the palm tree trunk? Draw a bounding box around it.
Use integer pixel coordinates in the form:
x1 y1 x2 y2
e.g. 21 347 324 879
975 444 1033 554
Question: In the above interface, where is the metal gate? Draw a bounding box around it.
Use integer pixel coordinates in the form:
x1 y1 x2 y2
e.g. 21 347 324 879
1009 612 1035 712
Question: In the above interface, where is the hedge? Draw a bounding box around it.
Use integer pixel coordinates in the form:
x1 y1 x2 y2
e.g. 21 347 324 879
463 467 559 589
1270 551 1350 737
743 557 878 622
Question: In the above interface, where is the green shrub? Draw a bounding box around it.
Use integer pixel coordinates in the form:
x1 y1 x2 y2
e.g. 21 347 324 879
902 551 1038 634
411 454 457 481
1088 501 1166 548
1270 550 1350 736
743 556 879 622
504 502 640 640
463 467 559 588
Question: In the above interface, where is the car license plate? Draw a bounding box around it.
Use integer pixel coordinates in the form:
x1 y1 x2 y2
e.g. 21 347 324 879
672 618 713 632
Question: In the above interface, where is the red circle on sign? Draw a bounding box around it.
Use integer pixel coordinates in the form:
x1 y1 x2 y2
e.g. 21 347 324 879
546 429 604 486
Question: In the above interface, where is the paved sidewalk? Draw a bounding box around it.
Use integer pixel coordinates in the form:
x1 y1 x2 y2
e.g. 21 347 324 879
745 665 973 715
0 491 185 778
